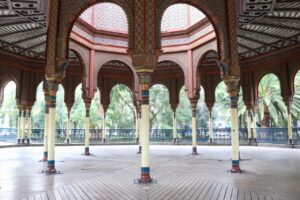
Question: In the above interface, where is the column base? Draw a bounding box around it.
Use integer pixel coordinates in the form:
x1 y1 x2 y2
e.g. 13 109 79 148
208 138 214 144
17 139 21 144
22 139 25 144
44 160 57 174
40 152 48 162
137 146 141 154
66 138 70 144
136 138 139 145
192 147 198 155
229 160 242 173
173 138 177 144
288 139 294 145
26 139 30 145
247 138 252 144
102 138 106 144
84 147 91 156
137 167 152 183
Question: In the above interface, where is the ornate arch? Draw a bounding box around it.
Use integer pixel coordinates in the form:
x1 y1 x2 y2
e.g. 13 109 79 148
57 0 134 60
156 0 228 61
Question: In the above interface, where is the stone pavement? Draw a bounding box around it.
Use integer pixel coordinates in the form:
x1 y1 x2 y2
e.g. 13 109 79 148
0 145 299 200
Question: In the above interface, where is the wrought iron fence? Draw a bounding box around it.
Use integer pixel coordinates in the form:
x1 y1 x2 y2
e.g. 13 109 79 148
0 127 299 145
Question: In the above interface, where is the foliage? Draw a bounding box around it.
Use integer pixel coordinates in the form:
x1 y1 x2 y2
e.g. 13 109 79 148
107 84 135 129
0 82 18 128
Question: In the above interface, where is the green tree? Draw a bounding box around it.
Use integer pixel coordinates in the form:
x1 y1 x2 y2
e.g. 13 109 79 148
107 84 135 129
257 74 286 127
70 84 85 129
149 84 173 129
0 81 18 128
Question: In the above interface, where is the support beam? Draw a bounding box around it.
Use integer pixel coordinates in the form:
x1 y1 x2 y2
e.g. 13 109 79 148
42 105 49 161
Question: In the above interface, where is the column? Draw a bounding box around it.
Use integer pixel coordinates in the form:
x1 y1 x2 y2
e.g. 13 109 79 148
225 78 242 173
27 108 32 144
190 99 198 155
102 113 106 143
45 81 58 174
17 108 22 144
42 104 49 161
252 107 257 143
286 103 293 145
137 110 142 154
138 72 152 183
135 111 139 144
66 112 71 144
208 108 213 143
21 108 26 144
247 107 252 144
172 112 177 144
84 104 91 155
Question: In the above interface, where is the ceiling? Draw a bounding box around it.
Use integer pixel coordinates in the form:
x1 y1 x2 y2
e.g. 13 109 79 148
0 0 299 60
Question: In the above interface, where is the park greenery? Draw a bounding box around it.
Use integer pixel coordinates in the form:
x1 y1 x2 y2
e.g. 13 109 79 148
0 71 299 129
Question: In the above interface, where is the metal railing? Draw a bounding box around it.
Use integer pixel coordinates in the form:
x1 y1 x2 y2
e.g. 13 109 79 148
0 127 299 145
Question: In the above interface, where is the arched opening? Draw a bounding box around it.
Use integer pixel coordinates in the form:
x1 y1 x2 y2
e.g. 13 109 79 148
107 84 135 129
0 81 18 129
31 82 45 129
214 81 245 128
177 86 191 129
70 84 85 130
196 86 209 129
149 84 172 129
292 70 300 127
257 74 285 127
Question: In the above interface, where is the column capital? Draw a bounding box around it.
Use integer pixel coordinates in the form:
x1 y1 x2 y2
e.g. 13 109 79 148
128 49 162 70
45 58 68 83
223 75 240 96
189 97 199 117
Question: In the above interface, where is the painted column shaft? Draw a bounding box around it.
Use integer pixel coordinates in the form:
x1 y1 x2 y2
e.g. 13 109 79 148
27 114 31 139
66 115 71 140
85 117 90 148
102 115 106 140
247 110 252 140
135 115 139 139
192 117 197 147
209 114 213 141
231 107 239 161
252 115 257 139
47 107 56 170
21 110 26 139
141 104 150 168
17 111 21 141
44 112 49 156
288 113 292 140
173 115 177 140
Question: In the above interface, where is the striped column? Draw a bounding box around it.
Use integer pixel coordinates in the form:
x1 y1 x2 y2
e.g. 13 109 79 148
252 108 257 143
137 111 142 154
135 112 139 144
208 109 213 143
66 112 71 144
27 109 32 144
21 108 26 144
46 82 58 174
42 105 49 161
190 99 198 155
84 107 91 155
287 105 293 145
137 72 153 183
102 113 107 143
17 109 22 144
172 112 177 144
247 108 252 144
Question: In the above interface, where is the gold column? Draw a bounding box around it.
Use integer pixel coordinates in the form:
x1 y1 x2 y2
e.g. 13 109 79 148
286 103 293 145
190 99 198 155
84 104 91 155
172 112 177 144
66 112 71 144
21 108 26 144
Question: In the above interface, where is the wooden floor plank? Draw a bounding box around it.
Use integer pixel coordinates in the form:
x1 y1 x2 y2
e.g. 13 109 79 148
196 180 214 200
204 182 218 200
238 189 245 200
40 192 48 200
251 191 259 200
224 185 233 200
210 183 223 200
55 187 67 200
231 187 238 200
244 191 251 200
218 185 228 200
179 178 205 200
46 191 56 200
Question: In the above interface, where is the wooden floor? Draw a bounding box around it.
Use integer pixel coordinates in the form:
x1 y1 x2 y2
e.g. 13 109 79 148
22 170 278 200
